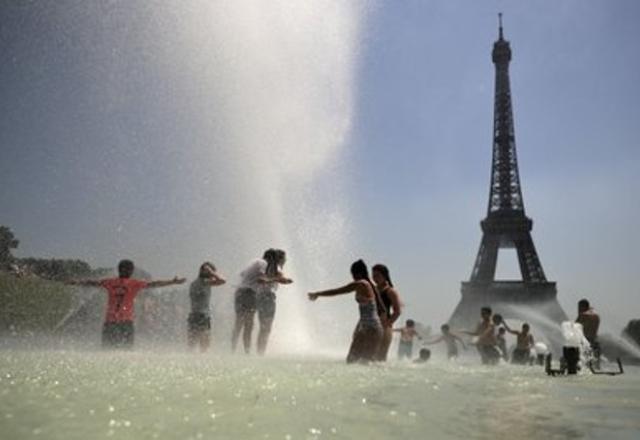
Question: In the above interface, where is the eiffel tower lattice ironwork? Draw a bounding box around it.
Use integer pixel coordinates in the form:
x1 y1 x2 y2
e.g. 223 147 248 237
449 15 567 330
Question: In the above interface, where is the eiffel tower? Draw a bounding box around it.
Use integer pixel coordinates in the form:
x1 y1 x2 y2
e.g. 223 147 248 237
449 16 567 335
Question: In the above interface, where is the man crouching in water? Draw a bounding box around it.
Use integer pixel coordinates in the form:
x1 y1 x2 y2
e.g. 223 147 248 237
66 259 186 349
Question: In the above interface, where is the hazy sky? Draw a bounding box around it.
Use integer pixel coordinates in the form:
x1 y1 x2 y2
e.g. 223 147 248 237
1 1 639 334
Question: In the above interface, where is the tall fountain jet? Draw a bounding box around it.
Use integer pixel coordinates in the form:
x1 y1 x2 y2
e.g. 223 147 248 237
449 15 568 336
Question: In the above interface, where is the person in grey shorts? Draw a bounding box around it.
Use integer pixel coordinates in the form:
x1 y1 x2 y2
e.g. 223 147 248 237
231 249 292 354
188 262 226 352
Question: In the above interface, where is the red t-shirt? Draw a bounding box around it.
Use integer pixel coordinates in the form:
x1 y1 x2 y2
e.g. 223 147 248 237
100 278 149 323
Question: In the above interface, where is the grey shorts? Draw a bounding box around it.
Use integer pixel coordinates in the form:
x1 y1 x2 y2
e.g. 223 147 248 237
234 288 257 315
257 291 276 322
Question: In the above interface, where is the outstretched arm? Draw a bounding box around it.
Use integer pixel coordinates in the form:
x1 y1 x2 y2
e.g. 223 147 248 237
147 277 186 288
308 282 357 301
500 320 518 335
259 272 293 285
453 334 467 349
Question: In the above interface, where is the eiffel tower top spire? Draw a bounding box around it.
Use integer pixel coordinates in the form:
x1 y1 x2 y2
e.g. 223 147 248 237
488 14 524 215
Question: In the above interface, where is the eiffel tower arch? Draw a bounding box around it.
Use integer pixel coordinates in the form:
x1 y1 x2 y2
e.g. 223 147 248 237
449 16 568 343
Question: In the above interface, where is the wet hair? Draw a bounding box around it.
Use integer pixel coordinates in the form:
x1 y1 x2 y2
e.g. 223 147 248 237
263 249 280 277
481 306 492 315
372 264 393 287
522 323 530 331
350 259 369 280
498 327 506 334
441 324 450 332
275 249 286 267
578 299 590 309
492 314 503 324
118 259 134 278
406 319 415 327
350 260 387 316
419 348 431 360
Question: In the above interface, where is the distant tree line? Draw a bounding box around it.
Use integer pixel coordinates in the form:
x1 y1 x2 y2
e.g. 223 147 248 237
1 225 110 280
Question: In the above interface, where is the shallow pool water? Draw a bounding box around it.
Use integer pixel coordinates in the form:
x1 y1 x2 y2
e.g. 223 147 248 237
1 350 639 439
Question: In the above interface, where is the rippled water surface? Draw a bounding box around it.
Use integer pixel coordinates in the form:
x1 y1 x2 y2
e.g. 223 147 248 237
1 350 639 439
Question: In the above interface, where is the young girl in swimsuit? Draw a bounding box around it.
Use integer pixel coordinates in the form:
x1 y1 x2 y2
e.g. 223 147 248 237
308 260 383 363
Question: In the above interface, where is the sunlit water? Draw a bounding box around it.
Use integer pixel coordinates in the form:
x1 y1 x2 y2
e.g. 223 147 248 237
1 350 639 440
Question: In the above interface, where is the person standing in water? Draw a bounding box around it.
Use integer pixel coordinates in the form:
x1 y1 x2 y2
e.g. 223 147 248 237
66 259 186 349
502 321 534 364
188 262 226 352
394 319 422 360
462 307 501 365
256 249 291 355
372 264 402 361
308 260 382 363
424 324 466 360
231 249 292 354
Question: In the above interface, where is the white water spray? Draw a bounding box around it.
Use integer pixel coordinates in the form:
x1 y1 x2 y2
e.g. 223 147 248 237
76 1 369 354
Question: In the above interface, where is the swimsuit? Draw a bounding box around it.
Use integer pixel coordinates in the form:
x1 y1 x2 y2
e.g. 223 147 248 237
346 302 382 363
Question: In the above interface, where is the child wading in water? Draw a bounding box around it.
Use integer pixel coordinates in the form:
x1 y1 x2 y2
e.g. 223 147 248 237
502 321 534 364
424 324 466 359
394 319 422 360
66 259 185 349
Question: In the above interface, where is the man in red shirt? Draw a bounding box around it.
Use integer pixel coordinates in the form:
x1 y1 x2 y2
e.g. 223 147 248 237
67 259 185 348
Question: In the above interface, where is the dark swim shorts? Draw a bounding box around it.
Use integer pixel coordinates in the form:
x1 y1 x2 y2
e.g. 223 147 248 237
257 291 277 322
187 312 211 333
234 288 257 315
102 321 134 349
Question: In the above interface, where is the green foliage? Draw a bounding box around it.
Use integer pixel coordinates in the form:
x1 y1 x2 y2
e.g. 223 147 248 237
0 225 19 265
0 273 74 333
19 257 93 281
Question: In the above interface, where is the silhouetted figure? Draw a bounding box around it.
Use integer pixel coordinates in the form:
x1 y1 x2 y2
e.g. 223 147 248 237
308 260 382 364
66 259 185 349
